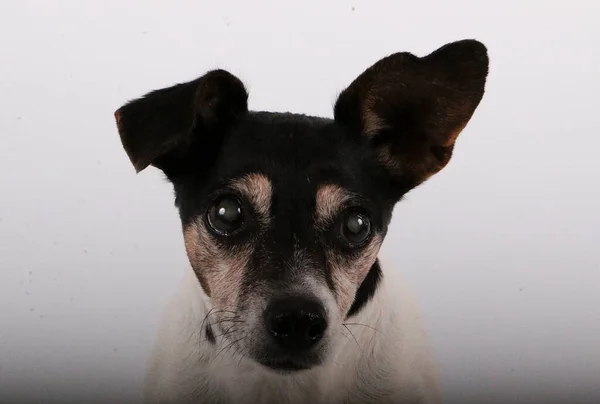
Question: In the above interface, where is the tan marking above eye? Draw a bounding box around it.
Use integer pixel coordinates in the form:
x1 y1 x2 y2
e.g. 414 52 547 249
231 173 273 224
314 184 355 228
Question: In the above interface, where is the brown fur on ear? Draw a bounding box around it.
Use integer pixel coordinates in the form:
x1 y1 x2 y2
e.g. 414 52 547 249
114 69 248 173
334 39 489 187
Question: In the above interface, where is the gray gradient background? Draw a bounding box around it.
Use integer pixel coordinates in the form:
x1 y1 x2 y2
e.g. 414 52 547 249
1 1 599 403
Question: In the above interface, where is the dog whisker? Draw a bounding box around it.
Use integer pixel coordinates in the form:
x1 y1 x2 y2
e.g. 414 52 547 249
213 318 245 325
343 322 383 335
343 324 361 349
211 337 244 367
199 307 215 334
215 324 238 338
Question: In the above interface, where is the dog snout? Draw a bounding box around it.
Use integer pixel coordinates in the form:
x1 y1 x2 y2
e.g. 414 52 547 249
263 296 328 352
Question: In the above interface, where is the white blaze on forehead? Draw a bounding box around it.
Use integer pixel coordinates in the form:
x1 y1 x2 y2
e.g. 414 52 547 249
231 173 273 223
314 184 354 227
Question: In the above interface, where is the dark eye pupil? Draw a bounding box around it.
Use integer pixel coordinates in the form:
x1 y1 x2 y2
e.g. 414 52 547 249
347 215 365 234
342 212 371 245
216 200 240 223
208 197 243 235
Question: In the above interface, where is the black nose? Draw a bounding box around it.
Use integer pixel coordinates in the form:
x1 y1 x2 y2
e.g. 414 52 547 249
264 296 327 352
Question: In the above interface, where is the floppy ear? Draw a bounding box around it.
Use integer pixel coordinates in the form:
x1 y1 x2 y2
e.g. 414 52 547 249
334 39 489 190
114 69 248 174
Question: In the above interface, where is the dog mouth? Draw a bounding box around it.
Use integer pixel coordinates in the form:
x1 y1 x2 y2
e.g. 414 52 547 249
256 357 312 373
252 349 326 374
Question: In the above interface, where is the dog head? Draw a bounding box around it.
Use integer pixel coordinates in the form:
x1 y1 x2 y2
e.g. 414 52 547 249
115 40 488 372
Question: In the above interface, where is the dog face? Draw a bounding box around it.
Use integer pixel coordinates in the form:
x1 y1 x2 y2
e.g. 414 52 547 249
115 40 488 372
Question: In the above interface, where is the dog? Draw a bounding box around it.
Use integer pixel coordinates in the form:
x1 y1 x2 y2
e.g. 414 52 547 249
114 39 488 404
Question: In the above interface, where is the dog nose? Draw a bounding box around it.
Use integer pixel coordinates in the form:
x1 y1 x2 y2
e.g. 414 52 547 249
264 296 327 352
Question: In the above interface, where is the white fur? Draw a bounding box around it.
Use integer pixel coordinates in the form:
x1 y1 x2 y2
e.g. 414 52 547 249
144 259 442 404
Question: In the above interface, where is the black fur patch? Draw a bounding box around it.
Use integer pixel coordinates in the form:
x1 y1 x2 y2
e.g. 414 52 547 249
205 323 216 344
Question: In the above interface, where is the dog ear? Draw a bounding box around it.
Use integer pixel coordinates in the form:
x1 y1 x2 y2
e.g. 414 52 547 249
334 39 488 190
114 69 248 174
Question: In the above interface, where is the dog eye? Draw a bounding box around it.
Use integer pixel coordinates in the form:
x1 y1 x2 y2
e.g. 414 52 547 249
340 211 371 246
207 196 244 236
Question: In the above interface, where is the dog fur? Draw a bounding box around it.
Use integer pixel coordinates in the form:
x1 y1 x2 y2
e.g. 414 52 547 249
114 39 489 404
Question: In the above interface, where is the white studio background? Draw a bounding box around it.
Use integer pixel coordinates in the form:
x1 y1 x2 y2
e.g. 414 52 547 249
0 1 598 403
